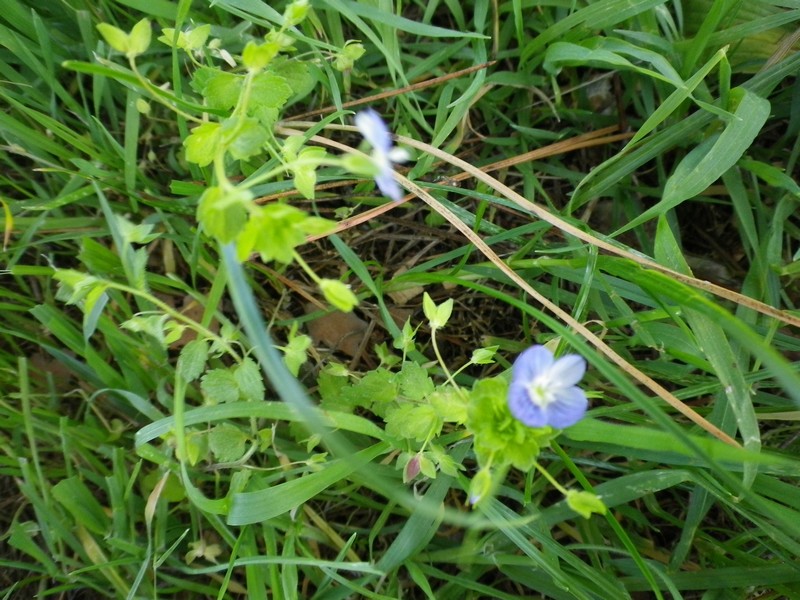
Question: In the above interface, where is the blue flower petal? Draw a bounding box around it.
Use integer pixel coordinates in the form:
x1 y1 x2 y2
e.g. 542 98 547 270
355 108 393 154
543 387 588 429
374 169 403 202
354 108 407 202
548 354 586 389
508 379 548 427
510 345 553 385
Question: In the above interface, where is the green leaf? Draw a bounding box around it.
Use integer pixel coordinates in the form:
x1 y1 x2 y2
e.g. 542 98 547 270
121 314 172 347
235 203 308 263
52 477 111 535
385 403 441 442
299 215 336 237
195 69 242 111
268 58 315 103
208 423 249 463
8 522 56 572
375 342 401 367
234 357 265 401
397 361 434 401
393 319 417 355
249 72 293 111
323 0 487 39
292 166 317 199
181 436 208 464
282 327 311 376
615 87 771 235
115 214 157 245
429 444 461 477
654 217 760 486
184 122 222 167
317 365 353 411
197 186 250 243
565 419 800 474
740 159 800 196
201 369 240 404
291 146 326 199
418 454 437 479
341 368 397 413
342 153 378 178
157 27 182 48
627 46 728 147
82 286 108 341
437 299 453 327
544 38 679 86
227 442 389 525
178 339 209 383
223 117 268 162
281 135 305 161
53 269 102 306
429 388 468 424
565 490 607 519
136 402 385 448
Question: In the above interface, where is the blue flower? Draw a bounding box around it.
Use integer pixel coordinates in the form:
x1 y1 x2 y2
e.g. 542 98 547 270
508 345 588 429
354 108 409 201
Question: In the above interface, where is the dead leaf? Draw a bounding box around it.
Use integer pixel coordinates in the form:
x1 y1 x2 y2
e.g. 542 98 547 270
305 303 368 358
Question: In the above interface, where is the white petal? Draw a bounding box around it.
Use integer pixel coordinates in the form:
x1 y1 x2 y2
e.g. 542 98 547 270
388 147 410 163
547 354 586 389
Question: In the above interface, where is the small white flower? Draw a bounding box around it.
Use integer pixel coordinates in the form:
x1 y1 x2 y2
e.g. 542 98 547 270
354 108 409 201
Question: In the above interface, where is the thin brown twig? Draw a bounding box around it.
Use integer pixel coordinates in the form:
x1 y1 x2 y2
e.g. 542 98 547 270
281 120 800 330
279 125 631 240
278 122 745 445
286 61 497 121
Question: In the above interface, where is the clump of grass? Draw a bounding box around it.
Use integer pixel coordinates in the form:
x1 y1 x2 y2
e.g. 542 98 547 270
2 1 800 598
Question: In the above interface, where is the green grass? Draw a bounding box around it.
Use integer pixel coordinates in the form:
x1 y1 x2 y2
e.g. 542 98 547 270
3 0 800 598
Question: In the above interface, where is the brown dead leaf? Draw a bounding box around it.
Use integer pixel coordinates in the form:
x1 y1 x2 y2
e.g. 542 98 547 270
305 303 368 358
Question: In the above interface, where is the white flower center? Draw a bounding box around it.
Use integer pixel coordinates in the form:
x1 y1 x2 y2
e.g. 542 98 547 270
527 376 556 408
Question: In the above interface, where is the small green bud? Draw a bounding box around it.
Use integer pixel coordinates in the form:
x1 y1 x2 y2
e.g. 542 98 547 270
320 279 359 312
468 467 494 507
158 28 181 49
242 40 279 72
185 24 211 50
334 42 365 71
135 98 151 114
283 0 310 27
265 30 295 50
566 490 607 519
422 292 453 330
470 345 499 365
